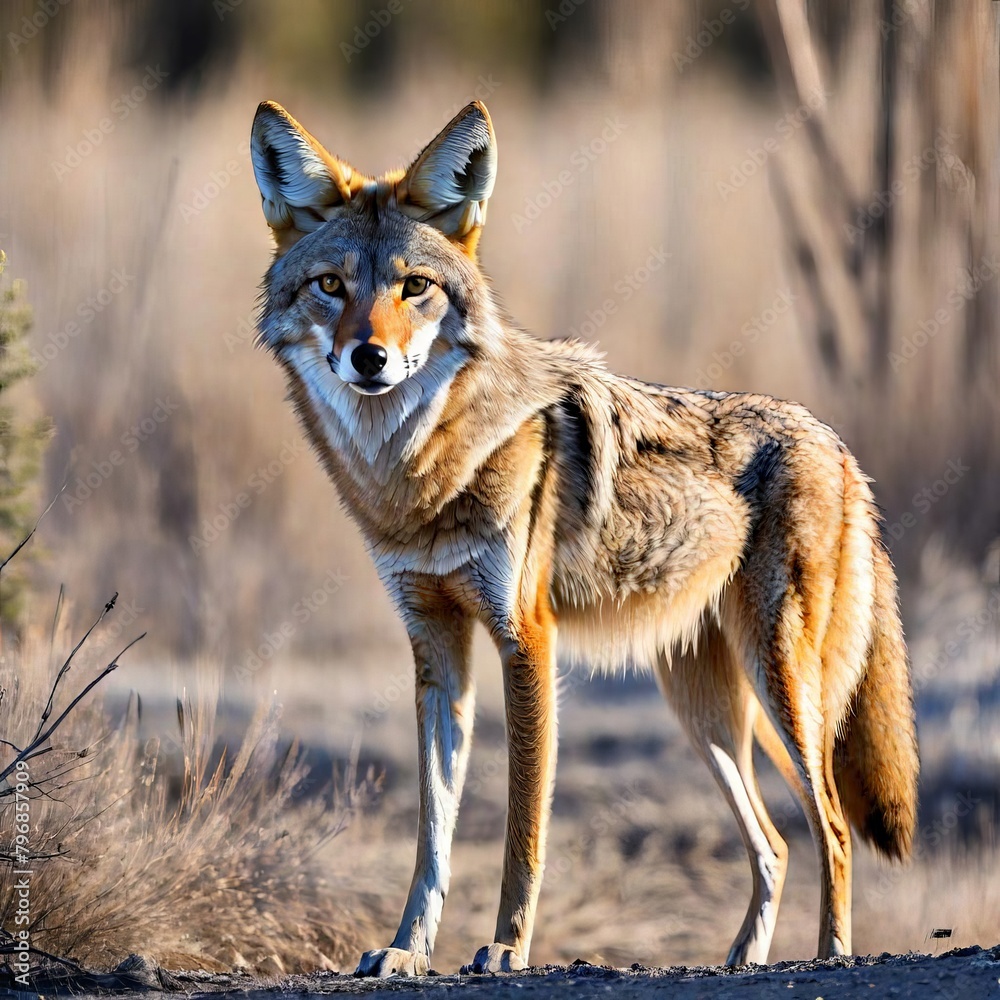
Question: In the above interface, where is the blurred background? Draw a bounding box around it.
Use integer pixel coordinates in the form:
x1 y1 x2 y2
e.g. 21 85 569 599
0 0 997 972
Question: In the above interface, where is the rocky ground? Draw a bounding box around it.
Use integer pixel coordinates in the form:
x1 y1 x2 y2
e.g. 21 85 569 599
14 947 1000 999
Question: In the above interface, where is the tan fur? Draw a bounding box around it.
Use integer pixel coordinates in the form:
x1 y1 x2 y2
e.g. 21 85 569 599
250 100 919 974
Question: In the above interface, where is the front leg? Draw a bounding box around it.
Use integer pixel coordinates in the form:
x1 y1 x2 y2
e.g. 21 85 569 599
466 595 558 973
355 583 474 977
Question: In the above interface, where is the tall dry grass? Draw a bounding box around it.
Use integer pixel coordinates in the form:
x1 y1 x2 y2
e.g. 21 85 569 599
0 586 383 975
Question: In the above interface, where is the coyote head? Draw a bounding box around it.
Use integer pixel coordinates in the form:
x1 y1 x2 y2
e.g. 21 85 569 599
250 101 497 399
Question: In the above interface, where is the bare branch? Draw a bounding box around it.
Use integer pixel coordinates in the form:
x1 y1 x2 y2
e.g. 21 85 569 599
0 488 63 575
48 582 66 662
0 632 145 789
33 594 119 744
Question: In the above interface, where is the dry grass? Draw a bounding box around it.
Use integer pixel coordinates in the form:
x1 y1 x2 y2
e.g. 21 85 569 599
0 604 385 975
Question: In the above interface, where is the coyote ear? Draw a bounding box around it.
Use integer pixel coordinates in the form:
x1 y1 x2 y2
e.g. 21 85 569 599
397 102 497 255
251 101 364 253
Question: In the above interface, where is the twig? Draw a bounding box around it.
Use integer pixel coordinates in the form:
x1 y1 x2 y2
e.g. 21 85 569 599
0 849 67 863
0 943 85 972
0 488 63 575
27 754 103 793
27 945 85 970
28 633 145 756
0 633 145 789
33 594 119 744
48 582 66 665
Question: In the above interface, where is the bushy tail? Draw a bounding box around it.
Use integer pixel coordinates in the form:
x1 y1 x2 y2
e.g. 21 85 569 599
834 541 919 859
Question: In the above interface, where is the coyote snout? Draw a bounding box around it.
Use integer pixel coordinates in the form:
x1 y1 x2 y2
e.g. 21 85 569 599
250 98 919 975
306 266 449 396
347 342 388 379
333 337 395 395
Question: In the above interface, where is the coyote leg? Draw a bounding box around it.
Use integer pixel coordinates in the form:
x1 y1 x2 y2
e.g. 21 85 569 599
356 587 475 977
657 626 787 965
466 589 558 974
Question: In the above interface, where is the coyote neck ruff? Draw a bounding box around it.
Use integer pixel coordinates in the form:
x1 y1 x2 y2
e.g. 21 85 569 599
251 100 919 976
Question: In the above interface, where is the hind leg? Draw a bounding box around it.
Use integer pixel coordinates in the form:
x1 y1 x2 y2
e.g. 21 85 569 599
783 713 852 957
657 625 788 965
719 697 791 965
817 725 852 956
723 585 853 958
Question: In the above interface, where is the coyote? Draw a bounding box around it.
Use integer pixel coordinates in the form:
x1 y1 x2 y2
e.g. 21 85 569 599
250 100 918 975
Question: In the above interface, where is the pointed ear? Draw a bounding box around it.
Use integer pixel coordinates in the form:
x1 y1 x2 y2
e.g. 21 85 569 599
250 101 366 253
396 102 497 255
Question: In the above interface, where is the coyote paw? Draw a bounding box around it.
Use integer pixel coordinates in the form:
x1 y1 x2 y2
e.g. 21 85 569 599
461 943 527 974
354 947 429 977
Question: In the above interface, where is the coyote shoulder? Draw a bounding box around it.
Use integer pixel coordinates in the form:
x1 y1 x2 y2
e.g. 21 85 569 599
250 99 919 975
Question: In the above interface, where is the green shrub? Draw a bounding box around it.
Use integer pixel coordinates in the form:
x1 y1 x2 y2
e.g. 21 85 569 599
0 250 51 633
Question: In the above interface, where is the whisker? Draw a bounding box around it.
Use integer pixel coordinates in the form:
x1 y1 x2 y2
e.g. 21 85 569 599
404 353 424 379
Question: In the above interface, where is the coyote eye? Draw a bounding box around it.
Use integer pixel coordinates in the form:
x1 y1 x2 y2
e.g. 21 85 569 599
315 274 345 298
402 275 431 298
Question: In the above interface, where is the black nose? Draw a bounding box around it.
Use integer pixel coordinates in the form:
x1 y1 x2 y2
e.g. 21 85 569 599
351 342 388 378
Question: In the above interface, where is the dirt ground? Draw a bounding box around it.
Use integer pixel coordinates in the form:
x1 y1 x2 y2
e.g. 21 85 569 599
17 947 1000 999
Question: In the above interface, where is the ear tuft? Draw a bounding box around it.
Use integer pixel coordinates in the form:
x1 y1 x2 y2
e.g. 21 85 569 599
397 102 497 251
250 101 361 251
